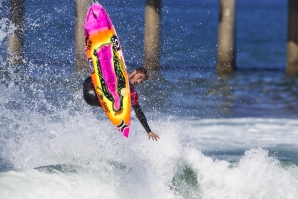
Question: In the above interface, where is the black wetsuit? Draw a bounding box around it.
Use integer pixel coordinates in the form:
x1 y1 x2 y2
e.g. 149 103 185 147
83 76 151 132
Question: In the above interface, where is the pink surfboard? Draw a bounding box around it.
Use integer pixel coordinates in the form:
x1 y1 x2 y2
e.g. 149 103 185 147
84 4 131 137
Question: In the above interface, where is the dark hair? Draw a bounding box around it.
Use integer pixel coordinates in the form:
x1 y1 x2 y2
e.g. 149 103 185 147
135 67 149 80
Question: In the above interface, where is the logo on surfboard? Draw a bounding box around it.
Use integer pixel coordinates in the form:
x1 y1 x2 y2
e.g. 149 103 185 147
116 119 129 136
93 35 126 114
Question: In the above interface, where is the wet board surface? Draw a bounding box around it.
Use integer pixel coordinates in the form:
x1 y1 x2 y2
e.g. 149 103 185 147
84 3 130 137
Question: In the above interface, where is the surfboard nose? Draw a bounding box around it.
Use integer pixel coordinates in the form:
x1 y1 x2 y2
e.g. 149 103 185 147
84 4 112 33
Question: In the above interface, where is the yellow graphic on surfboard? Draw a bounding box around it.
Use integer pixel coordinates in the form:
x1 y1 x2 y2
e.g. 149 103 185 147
84 3 130 137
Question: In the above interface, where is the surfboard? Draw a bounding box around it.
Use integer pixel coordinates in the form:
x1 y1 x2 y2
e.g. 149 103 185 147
84 3 130 137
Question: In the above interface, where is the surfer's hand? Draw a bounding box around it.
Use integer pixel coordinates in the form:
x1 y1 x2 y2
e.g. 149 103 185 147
147 132 160 141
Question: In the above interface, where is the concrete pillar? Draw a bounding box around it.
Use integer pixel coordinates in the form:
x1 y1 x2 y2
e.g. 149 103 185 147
286 0 298 76
217 0 236 74
143 0 161 71
7 0 25 65
75 0 88 70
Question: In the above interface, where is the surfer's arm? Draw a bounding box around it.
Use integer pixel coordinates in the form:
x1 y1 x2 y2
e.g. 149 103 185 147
132 104 151 132
132 104 160 141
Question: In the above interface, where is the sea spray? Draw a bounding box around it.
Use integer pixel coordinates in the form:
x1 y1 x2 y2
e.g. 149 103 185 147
1 0 298 198
181 147 298 199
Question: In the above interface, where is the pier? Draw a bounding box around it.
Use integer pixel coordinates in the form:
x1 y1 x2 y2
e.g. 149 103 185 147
5 0 298 76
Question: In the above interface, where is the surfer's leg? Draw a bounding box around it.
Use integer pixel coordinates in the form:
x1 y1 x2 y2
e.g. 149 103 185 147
83 76 102 108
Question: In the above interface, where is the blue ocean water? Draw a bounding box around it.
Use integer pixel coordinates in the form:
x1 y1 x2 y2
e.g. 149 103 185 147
1 0 298 198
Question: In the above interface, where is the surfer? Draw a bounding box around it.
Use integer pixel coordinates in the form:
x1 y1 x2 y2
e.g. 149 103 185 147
83 68 160 141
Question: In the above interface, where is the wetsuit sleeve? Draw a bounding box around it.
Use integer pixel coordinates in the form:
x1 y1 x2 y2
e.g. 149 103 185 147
130 85 151 133
132 104 152 133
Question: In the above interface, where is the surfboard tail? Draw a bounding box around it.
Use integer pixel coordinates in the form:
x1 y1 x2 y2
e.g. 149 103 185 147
116 119 130 138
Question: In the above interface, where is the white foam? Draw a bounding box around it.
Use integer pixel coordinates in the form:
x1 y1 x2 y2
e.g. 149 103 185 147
1 100 298 198
183 147 298 199
179 118 298 153
0 8 297 197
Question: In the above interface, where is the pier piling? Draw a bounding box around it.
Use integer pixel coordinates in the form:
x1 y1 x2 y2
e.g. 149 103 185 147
75 0 88 70
286 0 298 76
7 0 25 65
217 0 236 74
143 0 161 71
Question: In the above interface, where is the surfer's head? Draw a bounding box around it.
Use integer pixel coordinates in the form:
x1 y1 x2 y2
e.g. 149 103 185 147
129 67 148 86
